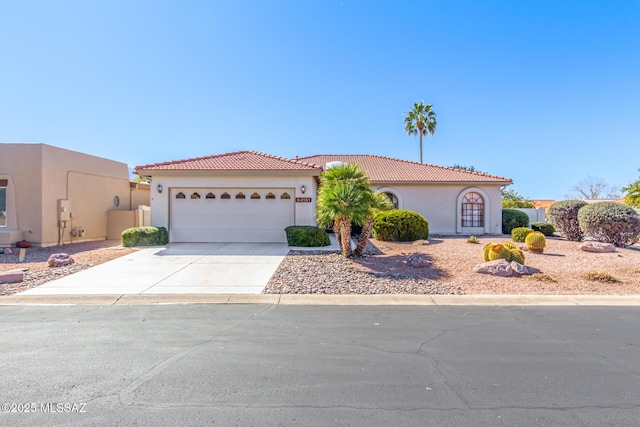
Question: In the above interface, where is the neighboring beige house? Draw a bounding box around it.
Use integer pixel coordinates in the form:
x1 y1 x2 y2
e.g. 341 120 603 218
136 151 511 243
0 143 150 247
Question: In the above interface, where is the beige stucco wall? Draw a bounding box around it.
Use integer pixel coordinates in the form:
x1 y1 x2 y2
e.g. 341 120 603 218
374 183 504 235
0 143 132 247
148 173 318 237
130 183 150 208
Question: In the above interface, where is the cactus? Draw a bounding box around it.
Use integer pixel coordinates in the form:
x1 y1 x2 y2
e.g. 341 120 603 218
502 242 518 250
512 227 534 242
525 231 546 254
510 248 525 264
488 244 512 262
482 243 494 261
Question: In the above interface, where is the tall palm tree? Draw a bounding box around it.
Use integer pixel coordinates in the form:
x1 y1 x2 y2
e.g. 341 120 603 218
404 101 437 163
353 190 393 257
316 163 372 257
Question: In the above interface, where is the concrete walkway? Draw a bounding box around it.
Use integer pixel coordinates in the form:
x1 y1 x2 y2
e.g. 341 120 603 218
19 242 294 295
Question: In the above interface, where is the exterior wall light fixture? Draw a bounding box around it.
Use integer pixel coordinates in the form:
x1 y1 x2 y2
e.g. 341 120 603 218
157 184 163 194
301 185 306 194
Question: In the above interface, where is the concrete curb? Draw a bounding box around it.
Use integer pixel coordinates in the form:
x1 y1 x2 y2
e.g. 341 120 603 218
2 294 640 306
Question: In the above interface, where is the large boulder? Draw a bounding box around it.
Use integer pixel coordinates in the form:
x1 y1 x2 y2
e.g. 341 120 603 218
473 259 540 277
48 253 75 268
579 241 616 253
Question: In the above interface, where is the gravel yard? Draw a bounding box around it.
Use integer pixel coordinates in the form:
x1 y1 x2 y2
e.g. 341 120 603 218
2 236 640 296
264 236 640 295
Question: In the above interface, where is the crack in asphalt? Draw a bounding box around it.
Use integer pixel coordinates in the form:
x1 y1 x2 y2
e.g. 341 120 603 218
116 304 276 406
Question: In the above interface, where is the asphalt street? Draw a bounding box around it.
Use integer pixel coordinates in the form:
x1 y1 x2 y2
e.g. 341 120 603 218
1 304 639 426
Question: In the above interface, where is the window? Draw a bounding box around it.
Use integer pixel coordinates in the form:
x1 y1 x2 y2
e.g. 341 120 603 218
250 192 261 199
265 192 276 200
461 192 484 227
175 192 186 199
205 192 215 199
383 192 399 209
191 192 201 199
0 180 7 227
221 192 230 199
236 192 245 199
281 192 291 199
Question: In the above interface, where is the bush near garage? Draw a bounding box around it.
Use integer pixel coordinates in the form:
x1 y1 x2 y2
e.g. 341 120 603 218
372 209 429 242
122 226 169 247
531 222 555 236
502 209 529 234
577 202 640 248
285 226 331 247
547 200 587 241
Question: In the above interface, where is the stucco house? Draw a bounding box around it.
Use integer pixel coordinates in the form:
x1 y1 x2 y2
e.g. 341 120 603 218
136 151 511 243
0 143 150 247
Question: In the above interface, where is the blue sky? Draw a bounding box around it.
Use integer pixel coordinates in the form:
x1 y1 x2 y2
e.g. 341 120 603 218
1 0 639 200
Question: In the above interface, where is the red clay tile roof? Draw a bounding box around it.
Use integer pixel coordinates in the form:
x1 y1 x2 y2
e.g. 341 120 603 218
136 150 322 172
299 154 511 184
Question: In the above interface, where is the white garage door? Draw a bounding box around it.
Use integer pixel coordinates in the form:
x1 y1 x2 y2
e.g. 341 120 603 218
170 188 295 243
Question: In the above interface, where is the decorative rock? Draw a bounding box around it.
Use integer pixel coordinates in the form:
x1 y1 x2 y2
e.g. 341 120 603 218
579 241 615 253
16 240 32 248
0 269 24 284
47 253 75 268
406 253 429 268
412 240 429 246
473 259 539 277
3 248 12 255
474 259 514 277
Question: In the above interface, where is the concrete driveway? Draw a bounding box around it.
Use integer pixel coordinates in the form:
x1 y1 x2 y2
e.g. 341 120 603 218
20 243 291 295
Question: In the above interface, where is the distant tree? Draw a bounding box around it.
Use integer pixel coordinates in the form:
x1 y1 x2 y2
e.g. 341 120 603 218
404 101 437 163
567 176 620 200
622 169 640 208
449 164 479 173
133 174 151 184
502 187 535 209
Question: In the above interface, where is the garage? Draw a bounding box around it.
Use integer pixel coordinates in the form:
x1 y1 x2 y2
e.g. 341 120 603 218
170 188 295 243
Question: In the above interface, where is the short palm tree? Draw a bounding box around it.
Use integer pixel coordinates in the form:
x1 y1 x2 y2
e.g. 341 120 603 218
404 101 437 163
316 163 372 257
353 190 393 257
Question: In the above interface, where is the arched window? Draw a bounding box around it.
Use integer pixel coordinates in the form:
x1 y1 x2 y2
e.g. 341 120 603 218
461 192 484 227
281 192 291 199
205 192 215 199
191 192 201 199
250 192 261 199
175 192 186 199
383 192 399 209
236 192 245 199
221 192 231 199
265 192 276 200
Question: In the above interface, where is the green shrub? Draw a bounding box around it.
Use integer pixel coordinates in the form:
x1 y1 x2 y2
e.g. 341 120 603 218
577 202 640 247
511 227 533 242
372 210 429 242
531 222 555 236
502 209 529 234
547 200 587 241
467 235 479 244
121 226 169 247
285 226 330 247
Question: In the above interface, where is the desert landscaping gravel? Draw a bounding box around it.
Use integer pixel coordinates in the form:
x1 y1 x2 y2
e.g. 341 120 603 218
2 236 640 296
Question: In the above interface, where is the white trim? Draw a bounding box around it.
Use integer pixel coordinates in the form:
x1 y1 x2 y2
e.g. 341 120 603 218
376 186 403 209
456 187 491 234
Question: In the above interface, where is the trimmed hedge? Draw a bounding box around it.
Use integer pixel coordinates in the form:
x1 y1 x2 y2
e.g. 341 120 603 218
511 227 534 242
547 200 587 241
122 226 168 247
531 222 555 236
285 226 331 247
577 202 640 247
372 209 429 242
502 209 529 234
